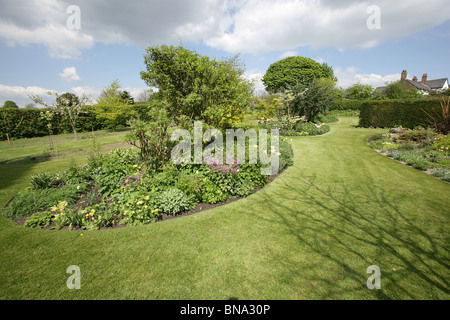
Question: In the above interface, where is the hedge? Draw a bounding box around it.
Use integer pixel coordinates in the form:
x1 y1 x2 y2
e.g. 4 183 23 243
358 98 443 129
328 100 369 111
0 104 152 141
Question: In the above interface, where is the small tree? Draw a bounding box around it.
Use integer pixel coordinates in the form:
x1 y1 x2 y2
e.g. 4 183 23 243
345 83 374 100
291 78 336 122
40 110 55 154
2 100 19 109
95 80 136 130
29 91 89 140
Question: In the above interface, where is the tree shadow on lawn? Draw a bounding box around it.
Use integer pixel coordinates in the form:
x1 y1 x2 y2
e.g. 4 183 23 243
251 175 449 299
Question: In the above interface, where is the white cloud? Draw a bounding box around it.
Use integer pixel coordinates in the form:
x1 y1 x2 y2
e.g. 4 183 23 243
0 84 148 107
60 67 81 82
335 66 400 89
279 51 299 59
1 0 449 58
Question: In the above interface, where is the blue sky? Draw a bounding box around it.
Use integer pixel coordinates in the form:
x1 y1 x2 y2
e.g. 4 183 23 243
0 0 449 107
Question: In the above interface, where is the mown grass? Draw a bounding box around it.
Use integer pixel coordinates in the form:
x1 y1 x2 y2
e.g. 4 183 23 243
0 118 448 299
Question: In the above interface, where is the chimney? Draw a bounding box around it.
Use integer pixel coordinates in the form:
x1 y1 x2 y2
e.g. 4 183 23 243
401 70 407 81
412 76 418 82
421 74 427 85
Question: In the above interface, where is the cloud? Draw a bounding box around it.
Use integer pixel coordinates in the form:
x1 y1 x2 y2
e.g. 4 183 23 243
0 84 148 107
279 51 298 59
1 0 449 58
60 67 81 82
334 66 400 89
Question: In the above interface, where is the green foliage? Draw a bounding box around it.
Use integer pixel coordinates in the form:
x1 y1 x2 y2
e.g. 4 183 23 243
328 100 368 111
314 113 339 124
2 185 81 218
24 211 54 228
430 167 450 181
175 173 203 202
294 121 331 136
140 45 253 129
30 172 65 190
80 202 119 230
119 192 161 225
95 148 139 196
2 100 19 108
385 81 421 99
359 98 443 129
158 188 194 215
432 135 450 155
125 108 173 171
95 80 136 130
290 78 337 122
201 179 230 204
263 56 336 93
345 83 375 100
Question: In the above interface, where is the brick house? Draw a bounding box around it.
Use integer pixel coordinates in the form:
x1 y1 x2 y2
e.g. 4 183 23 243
377 70 449 95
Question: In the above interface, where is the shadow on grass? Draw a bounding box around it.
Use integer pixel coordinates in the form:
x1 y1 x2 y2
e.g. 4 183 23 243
251 175 449 299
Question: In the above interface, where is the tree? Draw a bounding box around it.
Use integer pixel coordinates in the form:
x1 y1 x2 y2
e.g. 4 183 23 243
263 56 336 93
140 45 253 129
30 91 89 140
291 78 337 122
2 100 19 108
119 90 135 105
385 81 420 99
95 79 136 130
345 83 374 100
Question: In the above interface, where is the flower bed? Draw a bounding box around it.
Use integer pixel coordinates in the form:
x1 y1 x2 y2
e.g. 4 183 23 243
3 138 294 230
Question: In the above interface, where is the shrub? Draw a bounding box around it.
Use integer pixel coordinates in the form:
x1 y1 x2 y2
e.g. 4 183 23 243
314 113 338 123
328 100 368 111
294 122 330 136
175 173 203 202
80 202 119 230
201 179 230 204
158 188 193 215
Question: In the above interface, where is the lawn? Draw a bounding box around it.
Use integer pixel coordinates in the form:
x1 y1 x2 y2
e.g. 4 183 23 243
0 117 448 299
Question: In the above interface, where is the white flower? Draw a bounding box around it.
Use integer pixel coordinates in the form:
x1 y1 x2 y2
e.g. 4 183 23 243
77 185 80 190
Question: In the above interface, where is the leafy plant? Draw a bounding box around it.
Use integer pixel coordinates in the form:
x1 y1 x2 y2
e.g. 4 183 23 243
158 188 194 215
3 185 81 218
201 179 230 204
30 172 65 190
24 211 54 228
119 191 161 225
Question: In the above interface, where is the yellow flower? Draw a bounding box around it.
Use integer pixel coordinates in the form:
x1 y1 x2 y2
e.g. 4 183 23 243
144 195 150 201
137 201 143 205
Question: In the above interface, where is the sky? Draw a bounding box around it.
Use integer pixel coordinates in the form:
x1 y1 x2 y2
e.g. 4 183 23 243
0 0 449 107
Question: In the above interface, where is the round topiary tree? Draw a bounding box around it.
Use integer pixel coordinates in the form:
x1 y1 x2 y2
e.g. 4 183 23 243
263 56 336 93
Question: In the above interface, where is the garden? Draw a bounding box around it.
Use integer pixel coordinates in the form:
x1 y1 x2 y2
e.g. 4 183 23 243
0 48 449 300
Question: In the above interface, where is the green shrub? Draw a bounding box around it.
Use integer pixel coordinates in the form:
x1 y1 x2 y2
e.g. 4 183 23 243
201 180 229 204
80 202 119 230
158 188 193 215
329 100 368 111
294 121 330 136
175 173 203 202
24 211 54 228
314 113 338 123
359 98 442 129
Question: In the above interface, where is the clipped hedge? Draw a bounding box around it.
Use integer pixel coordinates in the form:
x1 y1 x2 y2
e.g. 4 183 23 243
329 100 369 111
0 104 154 141
358 98 443 129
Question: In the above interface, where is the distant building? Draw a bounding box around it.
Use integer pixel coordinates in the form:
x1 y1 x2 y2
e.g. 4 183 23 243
376 70 449 95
